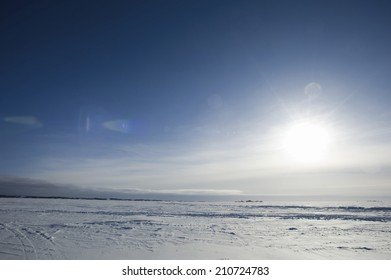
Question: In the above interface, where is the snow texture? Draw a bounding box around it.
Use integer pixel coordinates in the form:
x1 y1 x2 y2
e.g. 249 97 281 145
1 198 390 259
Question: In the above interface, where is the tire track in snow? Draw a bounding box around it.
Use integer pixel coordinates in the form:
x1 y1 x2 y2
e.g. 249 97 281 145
9 225 38 260
19 226 64 259
0 223 25 259
0 223 34 259
1 223 63 259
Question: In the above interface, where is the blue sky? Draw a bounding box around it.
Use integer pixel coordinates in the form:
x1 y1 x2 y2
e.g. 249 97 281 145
1 0 391 199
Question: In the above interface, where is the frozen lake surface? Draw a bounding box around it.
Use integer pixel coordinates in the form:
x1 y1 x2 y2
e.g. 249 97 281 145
1 197 390 259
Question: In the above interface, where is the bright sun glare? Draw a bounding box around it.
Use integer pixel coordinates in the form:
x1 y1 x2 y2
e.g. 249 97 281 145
283 121 331 163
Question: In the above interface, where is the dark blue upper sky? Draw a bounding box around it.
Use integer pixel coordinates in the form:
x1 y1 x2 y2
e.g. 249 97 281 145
1 0 391 198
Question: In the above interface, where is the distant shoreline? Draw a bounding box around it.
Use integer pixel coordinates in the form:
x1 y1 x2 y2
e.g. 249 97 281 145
0 194 164 202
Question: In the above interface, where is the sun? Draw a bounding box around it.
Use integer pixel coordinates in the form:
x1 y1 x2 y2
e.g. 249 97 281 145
282 121 331 163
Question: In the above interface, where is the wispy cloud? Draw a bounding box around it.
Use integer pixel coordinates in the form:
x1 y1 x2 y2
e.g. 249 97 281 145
4 116 42 127
13 110 391 198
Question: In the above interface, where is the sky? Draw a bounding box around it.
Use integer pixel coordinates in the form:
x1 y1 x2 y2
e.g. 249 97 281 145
1 0 391 200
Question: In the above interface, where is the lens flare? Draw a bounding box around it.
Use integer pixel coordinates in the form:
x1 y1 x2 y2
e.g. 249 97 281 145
102 120 133 134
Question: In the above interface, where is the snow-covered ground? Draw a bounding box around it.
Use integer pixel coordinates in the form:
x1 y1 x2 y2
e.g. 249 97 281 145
0 197 390 259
